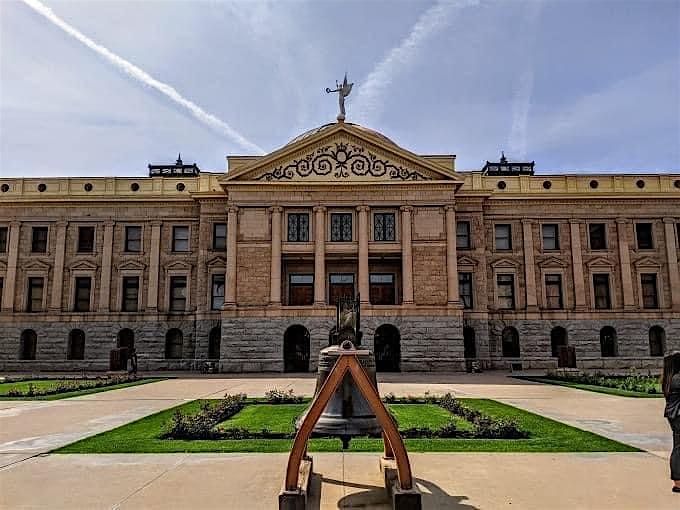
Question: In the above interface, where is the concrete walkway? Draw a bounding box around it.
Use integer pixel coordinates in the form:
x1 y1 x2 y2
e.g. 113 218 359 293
0 373 675 508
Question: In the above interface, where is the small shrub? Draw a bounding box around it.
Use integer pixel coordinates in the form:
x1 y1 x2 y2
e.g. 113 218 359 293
383 392 397 403
263 388 303 404
161 393 246 440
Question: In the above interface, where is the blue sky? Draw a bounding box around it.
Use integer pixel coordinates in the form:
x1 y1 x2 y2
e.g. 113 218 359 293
0 0 678 177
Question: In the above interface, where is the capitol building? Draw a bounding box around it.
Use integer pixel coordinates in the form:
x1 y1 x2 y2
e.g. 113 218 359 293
0 119 678 373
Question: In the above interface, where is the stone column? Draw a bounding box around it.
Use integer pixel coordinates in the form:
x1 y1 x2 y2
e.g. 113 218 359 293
98 220 114 312
1 221 21 312
522 219 538 310
357 205 370 304
400 206 414 304
225 206 239 306
663 218 680 310
196 214 209 312
270 206 283 305
146 221 162 311
313 206 326 305
49 221 68 311
444 205 460 305
616 218 635 310
569 220 586 310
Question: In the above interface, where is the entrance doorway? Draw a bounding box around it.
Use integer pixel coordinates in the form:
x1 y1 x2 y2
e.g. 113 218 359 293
117 328 134 350
463 327 476 359
374 324 400 372
284 325 310 372
329 274 355 305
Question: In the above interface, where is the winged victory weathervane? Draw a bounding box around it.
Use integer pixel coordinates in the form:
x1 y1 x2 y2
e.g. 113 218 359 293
326 73 353 122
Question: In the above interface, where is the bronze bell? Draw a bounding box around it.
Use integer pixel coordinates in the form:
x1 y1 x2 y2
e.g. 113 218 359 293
295 296 381 449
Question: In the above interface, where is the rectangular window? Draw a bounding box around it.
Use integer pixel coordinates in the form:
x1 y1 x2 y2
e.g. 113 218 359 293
456 221 471 250
545 274 563 309
77 226 95 253
593 274 611 309
636 223 653 249
31 226 48 253
494 224 512 250
170 276 187 311
74 277 91 312
641 273 658 309
213 223 227 250
125 226 142 252
329 273 354 305
122 277 139 312
330 213 352 242
496 274 515 309
374 213 396 242
27 277 44 312
589 223 607 250
287 213 310 242
172 226 190 252
0 277 4 304
542 224 559 250
211 274 225 310
459 272 473 309
369 273 396 305
0 226 7 253
289 274 314 306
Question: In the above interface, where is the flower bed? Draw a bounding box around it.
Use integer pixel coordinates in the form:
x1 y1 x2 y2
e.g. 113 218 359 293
0 375 151 398
517 372 662 397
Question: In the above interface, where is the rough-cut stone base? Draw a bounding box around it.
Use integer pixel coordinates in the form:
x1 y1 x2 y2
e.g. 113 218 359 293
0 316 677 373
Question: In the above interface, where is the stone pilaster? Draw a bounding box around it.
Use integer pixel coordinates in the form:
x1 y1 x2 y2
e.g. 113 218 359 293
616 218 635 310
569 219 586 310
1 221 20 312
269 206 282 305
146 221 162 311
400 206 414 304
444 205 460 305
313 206 326 305
663 218 680 310
357 205 370 304
98 220 114 312
522 219 538 310
225 206 239 306
196 214 210 312
49 220 68 311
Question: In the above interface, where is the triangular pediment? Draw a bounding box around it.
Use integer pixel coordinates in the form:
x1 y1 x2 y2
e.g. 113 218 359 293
69 259 98 271
586 256 614 268
221 122 462 185
23 259 51 271
457 255 478 267
117 259 146 271
207 255 226 268
634 256 661 269
491 257 521 269
537 256 568 268
165 260 193 271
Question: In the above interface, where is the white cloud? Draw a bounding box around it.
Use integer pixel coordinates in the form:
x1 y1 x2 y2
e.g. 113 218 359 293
352 0 480 126
20 0 265 155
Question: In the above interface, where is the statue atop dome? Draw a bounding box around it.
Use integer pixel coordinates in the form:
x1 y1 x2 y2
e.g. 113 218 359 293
326 73 353 122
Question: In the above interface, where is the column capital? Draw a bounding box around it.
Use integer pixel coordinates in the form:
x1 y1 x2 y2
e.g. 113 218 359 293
356 205 370 213
444 205 456 212
521 218 535 226
9 220 21 229
227 206 239 215
568 218 584 225
268 206 283 214
150 220 163 227
103 219 115 228
615 217 630 224
399 205 413 213
663 217 677 224
55 220 69 229
313 205 326 213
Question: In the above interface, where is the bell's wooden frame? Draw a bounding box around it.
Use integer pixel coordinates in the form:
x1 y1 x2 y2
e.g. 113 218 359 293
284 347 413 492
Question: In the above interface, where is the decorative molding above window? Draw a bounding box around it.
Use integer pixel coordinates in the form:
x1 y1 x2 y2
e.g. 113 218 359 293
585 256 615 269
22 259 52 271
490 257 521 269
537 256 569 269
68 260 98 271
633 256 661 269
116 260 147 271
206 255 227 268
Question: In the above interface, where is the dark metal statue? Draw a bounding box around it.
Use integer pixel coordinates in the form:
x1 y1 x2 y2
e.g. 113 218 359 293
325 73 353 122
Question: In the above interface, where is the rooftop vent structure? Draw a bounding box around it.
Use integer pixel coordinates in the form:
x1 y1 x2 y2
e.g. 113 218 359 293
148 154 200 177
482 152 534 176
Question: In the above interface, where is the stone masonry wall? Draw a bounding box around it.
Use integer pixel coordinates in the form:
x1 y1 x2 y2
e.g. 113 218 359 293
412 245 447 305
236 245 271 306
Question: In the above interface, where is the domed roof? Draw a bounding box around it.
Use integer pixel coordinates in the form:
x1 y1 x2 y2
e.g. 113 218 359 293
287 122 397 146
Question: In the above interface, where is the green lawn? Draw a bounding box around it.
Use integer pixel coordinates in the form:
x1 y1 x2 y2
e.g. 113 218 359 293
54 398 637 454
516 376 663 398
0 378 164 400
217 404 306 434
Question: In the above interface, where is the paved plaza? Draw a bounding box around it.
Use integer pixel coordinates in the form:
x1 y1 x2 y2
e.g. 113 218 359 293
0 373 676 509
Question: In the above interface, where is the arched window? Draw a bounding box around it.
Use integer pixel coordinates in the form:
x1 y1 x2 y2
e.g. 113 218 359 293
67 329 85 360
374 324 401 372
550 327 568 357
165 329 183 359
501 327 520 358
463 327 476 359
117 328 134 350
600 327 617 357
649 326 666 357
208 327 221 359
19 329 37 360
283 325 310 372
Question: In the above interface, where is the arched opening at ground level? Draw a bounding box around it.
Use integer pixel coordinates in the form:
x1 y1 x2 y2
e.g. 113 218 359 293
19 329 37 360
208 327 221 359
550 327 568 357
117 329 134 350
502 327 520 358
600 327 618 357
463 327 476 359
649 326 665 357
67 329 85 360
374 324 400 372
165 329 184 359
283 325 310 372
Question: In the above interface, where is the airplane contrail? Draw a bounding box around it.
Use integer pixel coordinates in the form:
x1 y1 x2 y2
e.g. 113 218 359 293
20 0 265 155
352 0 479 126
